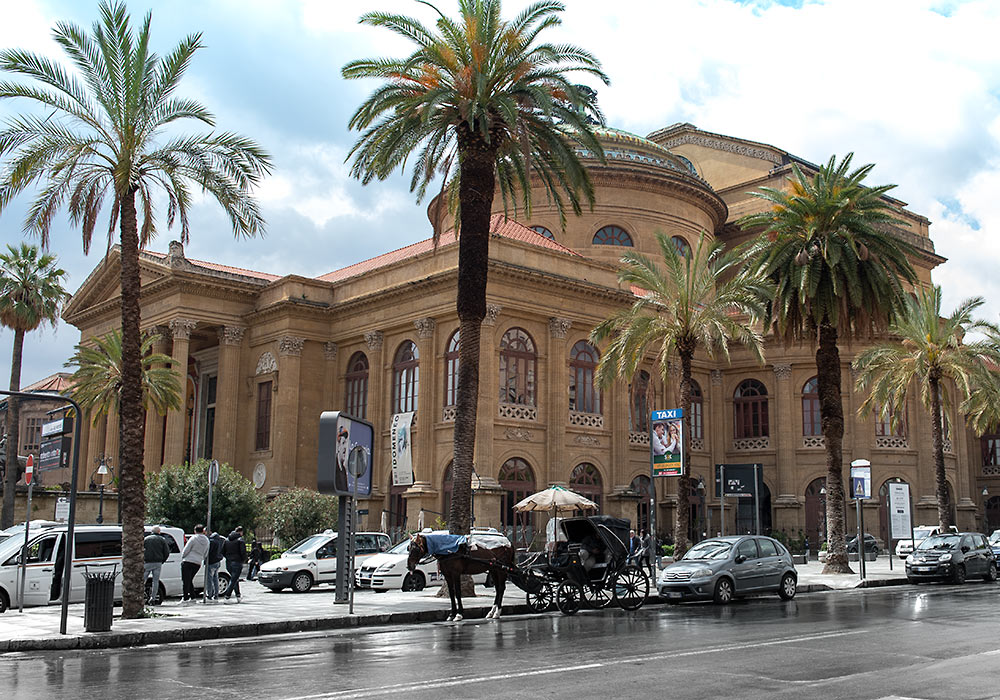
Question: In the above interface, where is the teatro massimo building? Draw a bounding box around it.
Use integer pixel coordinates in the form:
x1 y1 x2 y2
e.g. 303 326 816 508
62 124 1000 547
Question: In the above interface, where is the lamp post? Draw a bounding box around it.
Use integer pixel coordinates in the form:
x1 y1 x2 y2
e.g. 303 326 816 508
819 486 827 545
470 467 482 527
695 478 706 543
95 456 111 524
983 487 990 532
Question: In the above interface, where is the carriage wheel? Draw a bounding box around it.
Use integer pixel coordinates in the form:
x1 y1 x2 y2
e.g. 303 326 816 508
614 565 649 611
526 582 553 613
582 583 614 610
555 581 582 615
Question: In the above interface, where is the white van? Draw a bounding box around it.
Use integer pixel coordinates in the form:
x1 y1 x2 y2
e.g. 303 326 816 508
895 524 959 558
0 524 185 613
258 530 391 593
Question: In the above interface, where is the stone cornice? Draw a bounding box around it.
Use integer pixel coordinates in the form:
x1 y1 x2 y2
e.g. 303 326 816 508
656 131 784 165
587 167 728 229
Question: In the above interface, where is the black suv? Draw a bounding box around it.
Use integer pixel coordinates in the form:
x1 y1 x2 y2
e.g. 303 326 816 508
905 532 997 584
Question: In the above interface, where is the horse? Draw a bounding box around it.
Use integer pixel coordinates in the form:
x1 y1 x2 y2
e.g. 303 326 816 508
407 533 513 622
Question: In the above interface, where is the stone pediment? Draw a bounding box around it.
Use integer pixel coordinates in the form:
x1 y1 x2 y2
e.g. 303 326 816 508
63 247 170 321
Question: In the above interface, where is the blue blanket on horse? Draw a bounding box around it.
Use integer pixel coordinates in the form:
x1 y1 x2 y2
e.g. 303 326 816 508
424 533 466 556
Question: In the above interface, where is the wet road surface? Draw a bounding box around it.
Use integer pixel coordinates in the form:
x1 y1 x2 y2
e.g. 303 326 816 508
2 583 999 700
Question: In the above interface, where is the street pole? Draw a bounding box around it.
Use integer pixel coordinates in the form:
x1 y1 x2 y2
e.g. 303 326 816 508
720 464 726 537
203 460 219 605
753 463 761 536
18 458 34 613
96 484 105 524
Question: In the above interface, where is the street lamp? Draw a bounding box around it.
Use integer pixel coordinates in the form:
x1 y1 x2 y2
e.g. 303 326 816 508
470 467 482 526
95 456 112 524
983 487 990 531
695 478 706 543
819 487 827 544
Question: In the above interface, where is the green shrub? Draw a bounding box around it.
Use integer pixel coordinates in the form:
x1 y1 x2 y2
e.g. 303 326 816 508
146 459 264 535
660 544 675 557
263 488 339 546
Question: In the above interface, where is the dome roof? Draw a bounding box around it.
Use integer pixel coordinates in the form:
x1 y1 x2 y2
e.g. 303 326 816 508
582 126 706 182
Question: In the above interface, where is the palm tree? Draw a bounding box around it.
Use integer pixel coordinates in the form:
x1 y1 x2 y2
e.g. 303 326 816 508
738 154 917 574
854 286 1000 530
0 243 68 528
343 0 607 535
591 232 771 558
0 1 271 617
65 329 183 422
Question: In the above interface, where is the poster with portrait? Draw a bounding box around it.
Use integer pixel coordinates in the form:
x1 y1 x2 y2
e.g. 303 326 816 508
391 411 415 487
317 411 373 497
650 408 683 477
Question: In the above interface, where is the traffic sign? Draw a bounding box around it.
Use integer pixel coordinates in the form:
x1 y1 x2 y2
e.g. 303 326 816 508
24 454 33 485
208 459 220 486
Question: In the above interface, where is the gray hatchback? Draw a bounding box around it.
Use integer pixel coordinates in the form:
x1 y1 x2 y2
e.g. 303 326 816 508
658 535 798 604
905 532 997 584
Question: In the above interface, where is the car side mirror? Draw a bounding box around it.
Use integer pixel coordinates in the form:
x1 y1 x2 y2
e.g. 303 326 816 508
961 546 970 554
734 554 746 564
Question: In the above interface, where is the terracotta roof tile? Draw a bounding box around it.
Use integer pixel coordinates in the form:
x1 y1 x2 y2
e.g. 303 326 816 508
22 372 74 394
317 215 581 284
143 249 281 282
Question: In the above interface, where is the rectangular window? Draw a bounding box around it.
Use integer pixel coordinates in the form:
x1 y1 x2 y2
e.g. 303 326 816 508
22 417 43 452
255 381 272 451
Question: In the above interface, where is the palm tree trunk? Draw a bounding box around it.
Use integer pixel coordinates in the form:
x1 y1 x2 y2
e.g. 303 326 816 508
1 328 25 529
817 321 852 574
118 187 147 618
929 373 950 530
673 346 695 559
448 125 496 536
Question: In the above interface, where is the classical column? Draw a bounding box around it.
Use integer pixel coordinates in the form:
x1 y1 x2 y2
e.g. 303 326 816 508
143 326 170 471
104 407 120 473
413 318 437 485
322 341 339 413
547 317 572 485
86 413 108 479
162 318 197 467
772 363 795 498
709 369 726 533
214 326 246 468
474 305 502 481
275 335 305 487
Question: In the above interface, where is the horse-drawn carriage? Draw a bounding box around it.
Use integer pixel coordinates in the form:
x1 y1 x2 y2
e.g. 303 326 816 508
515 515 650 615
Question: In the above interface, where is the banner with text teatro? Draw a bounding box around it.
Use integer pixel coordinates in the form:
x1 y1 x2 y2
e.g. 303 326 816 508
650 408 683 477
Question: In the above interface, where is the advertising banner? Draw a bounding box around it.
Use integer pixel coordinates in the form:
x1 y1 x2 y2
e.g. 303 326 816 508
714 463 762 498
38 436 71 472
650 408 683 477
317 411 373 497
888 482 912 539
390 411 415 487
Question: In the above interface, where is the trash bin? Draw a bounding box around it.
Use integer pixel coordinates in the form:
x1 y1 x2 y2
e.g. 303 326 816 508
83 566 117 632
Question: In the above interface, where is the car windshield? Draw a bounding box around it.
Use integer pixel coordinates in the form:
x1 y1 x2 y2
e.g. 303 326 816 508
912 527 936 540
287 534 331 554
682 540 732 560
990 531 1000 545
388 540 411 555
916 535 958 551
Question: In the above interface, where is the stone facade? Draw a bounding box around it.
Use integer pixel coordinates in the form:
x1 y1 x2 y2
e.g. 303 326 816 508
62 124 999 544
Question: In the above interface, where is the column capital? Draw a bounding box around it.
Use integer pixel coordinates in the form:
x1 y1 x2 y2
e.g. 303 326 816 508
772 363 793 381
324 341 338 361
482 304 502 327
168 318 198 340
548 317 572 338
711 369 723 386
278 335 305 357
414 318 436 339
218 326 246 346
364 330 384 351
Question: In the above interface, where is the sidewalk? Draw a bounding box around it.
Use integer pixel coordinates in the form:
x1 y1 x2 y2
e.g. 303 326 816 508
0 556 907 653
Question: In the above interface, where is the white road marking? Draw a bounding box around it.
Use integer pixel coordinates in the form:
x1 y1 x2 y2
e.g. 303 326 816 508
283 629 867 700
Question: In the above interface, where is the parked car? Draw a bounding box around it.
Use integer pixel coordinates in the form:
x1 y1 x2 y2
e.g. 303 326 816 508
657 535 798 604
847 533 879 555
257 530 391 593
895 525 958 559
0 520 60 547
989 530 1000 561
905 532 997 584
355 528 495 592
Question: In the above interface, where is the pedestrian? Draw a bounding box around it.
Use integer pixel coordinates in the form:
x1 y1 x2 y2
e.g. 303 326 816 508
181 524 209 604
640 528 654 578
143 526 171 605
247 541 266 580
205 531 225 602
628 529 640 565
804 535 811 560
222 525 247 603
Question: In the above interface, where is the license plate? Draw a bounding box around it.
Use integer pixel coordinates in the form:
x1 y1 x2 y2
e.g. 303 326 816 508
915 567 931 572
667 591 682 599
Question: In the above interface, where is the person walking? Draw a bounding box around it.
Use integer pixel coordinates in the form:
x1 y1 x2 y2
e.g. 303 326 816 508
143 526 171 605
247 541 266 581
222 526 247 603
640 528 654 578
181 524 209 604
204 531 225 603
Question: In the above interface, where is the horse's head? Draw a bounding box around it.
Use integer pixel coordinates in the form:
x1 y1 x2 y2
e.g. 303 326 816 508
407 534 426 572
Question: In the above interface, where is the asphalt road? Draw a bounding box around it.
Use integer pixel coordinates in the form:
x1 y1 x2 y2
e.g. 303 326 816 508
2 583 999 700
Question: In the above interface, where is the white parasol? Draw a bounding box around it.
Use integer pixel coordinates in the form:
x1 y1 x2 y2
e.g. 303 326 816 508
380 510 388 534
417 509 425 531
514 485 598 549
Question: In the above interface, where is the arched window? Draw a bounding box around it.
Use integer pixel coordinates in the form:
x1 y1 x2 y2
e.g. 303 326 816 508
345 352 369 419
875 403 906 437
671 235 691 257
392 341 419 414
499 328 536 405
982 431 1000 467
444 330 460 407
629 370 650 433
630 474 651 533
569 463 603 513
592 225 633 246
499 458 536 547
802 377 820 437
734 379 768 439
569 340 601 414
804 477 826 545
531 225 555 240
683 379 703 441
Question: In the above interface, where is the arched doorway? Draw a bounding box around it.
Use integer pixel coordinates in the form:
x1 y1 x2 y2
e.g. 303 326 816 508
689 475 707 543
499 458 536 548
569 463 602 515
736 481 771 534
986 496 1000 533
630 475 651 533
387 479 407 542
805 478 826 547
878 477 907 548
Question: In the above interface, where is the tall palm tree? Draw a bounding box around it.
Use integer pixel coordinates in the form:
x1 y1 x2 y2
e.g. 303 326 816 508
343 0 607 535
0 243 68 528
591 232 771 558
738 154 916 574
65 329 183 422
854 286 1000 530
0 1 271 616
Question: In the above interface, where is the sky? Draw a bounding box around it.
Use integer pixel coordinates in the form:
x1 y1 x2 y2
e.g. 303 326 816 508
2 0 1000 386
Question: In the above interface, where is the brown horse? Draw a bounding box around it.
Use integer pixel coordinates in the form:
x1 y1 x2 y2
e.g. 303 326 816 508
407 533 513 621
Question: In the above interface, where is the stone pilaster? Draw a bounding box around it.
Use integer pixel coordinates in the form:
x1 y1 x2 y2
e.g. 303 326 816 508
163 318 197 467
475 306 501 484
413 319 436 483
709 369 726 531
772 363 795 499
86 413 108 481
364 331 386 490
322 341 339 416
547 317 572 485
104 407 120 475
143 326 170 471
274 336 305 487
214 326 245 467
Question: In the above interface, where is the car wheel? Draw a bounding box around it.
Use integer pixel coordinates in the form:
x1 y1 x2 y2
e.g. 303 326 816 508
218 572 231 590
713 577 734 605
402 572 426 592
952 564 966 585
0 588 8 614
778 573 797 601
983 563 997 583
291 571 314 593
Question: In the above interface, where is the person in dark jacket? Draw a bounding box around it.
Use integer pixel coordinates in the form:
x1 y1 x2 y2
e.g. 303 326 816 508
143 526 171 604
222 526 247 602
247 541 266 580
205 532 225 602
